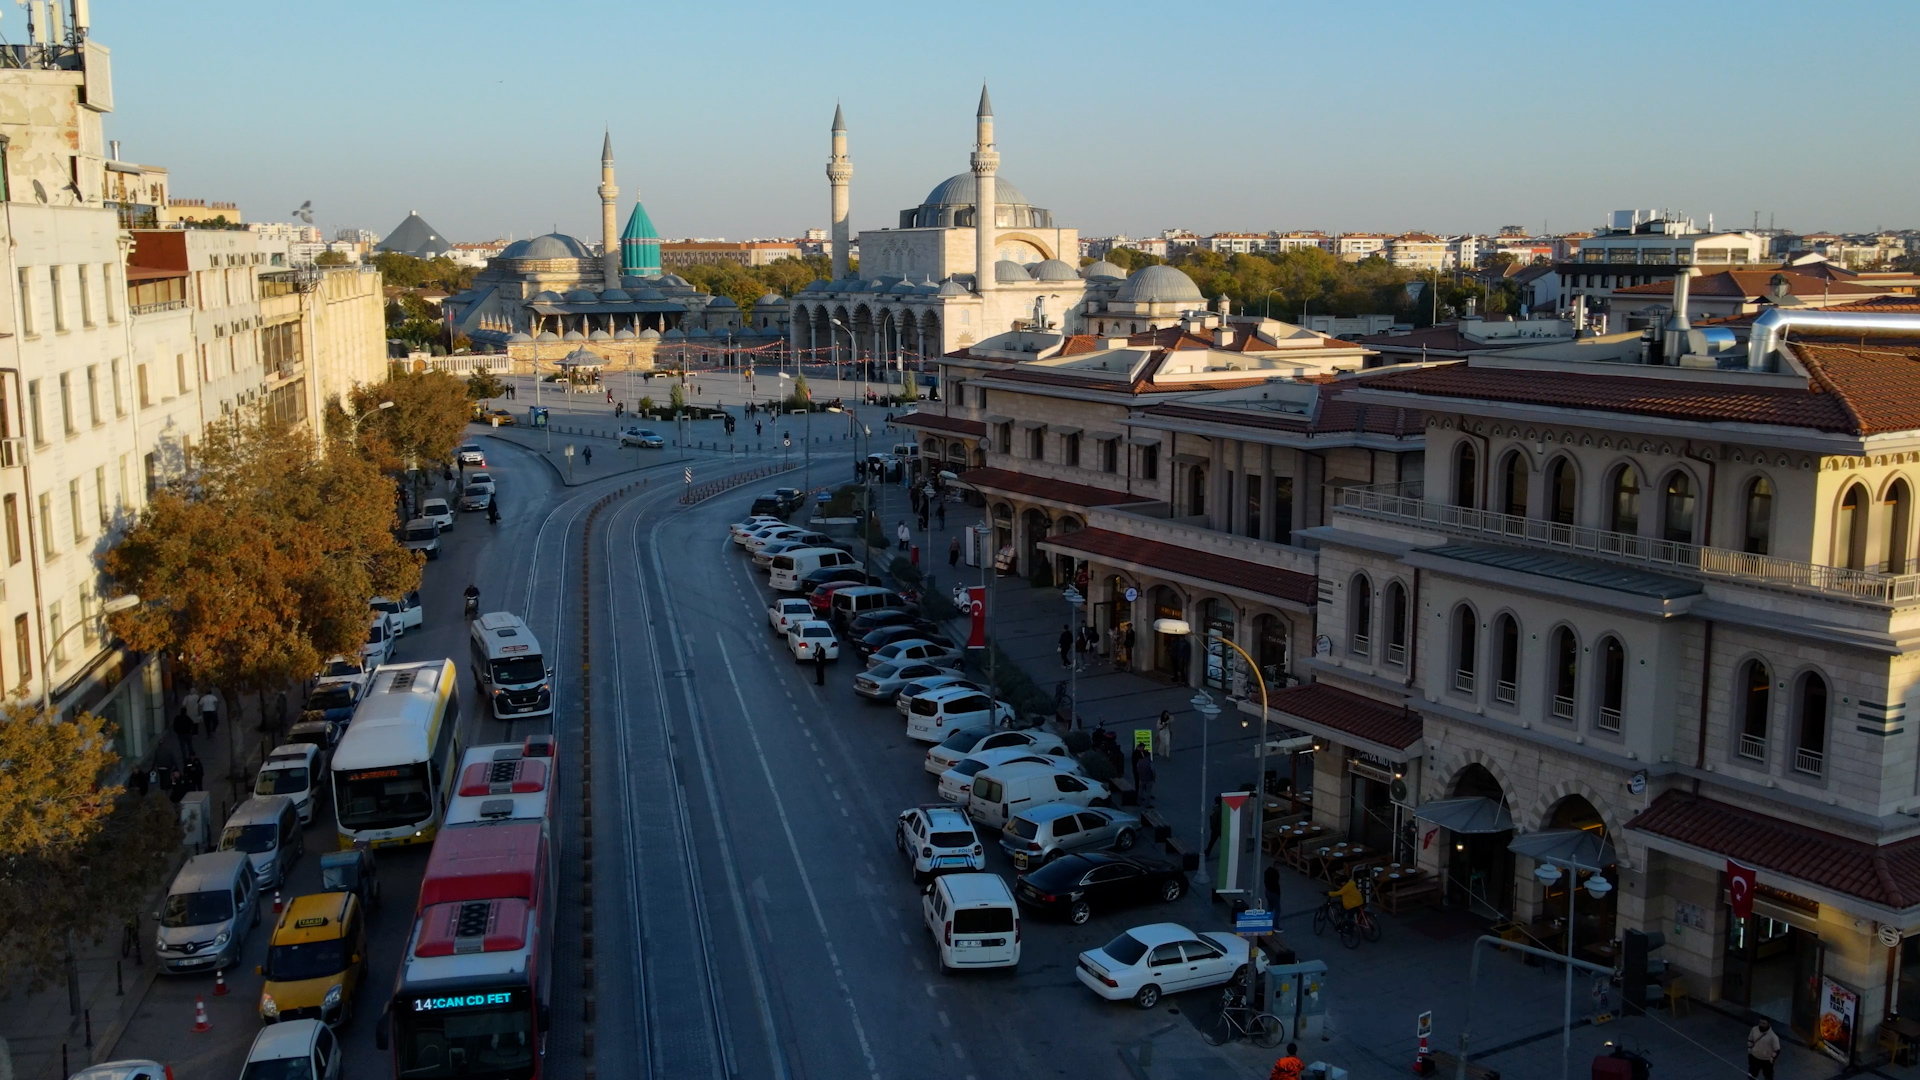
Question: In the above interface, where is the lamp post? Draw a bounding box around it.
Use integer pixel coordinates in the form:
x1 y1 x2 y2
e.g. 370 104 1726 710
831 317 862 411
1534 860 1614 1080
1156 617 1272 907
1187 689 1220 887
1062 585 1084 728
940 470 993 691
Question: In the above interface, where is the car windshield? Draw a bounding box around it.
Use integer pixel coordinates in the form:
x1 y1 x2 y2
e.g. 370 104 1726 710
308 686 355 711
240 1058 315 1080
952 908 1013 934
464 486 487 497
490 656 545 684
405 527 437 542
161 889 232 927
366 624 386 645
320 862 361 892
801 626 830 638
255 768 310 796
1006 816 1040 839
267 938 348 981
322 660 360 678
1101 931 1151 967
938 729 983 751
953 760 991 778
222 823 279 854
929 831 975 848
424 502 448 514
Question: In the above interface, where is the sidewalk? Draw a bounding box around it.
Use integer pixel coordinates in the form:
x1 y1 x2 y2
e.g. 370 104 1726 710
1 689 271 1080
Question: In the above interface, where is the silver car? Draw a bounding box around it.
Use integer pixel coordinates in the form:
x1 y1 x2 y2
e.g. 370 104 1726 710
1001 804 1143 870
854 660 961 701
866 637 963 670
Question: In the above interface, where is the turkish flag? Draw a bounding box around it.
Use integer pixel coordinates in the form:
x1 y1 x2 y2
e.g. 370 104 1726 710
967 587 987 649
1728 860 1757 920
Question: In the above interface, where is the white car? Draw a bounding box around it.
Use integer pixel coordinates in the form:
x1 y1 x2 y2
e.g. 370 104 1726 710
738 523 792 550
768 598 813 636
457 443 486 466
896 804 985 881
255 742 323 825
1075 923 1255 1009
746 526 804 555
360 614 397 669
938 747 1071 804
468 471 497 495
730 515 783 543
420 497 454 531
68 1061 170 1080
370 591 423 634
753 538 809 570
897 676 988 717
926 728 1071 775
242 1018 342 1080
787 620 840 661
618 427 665 449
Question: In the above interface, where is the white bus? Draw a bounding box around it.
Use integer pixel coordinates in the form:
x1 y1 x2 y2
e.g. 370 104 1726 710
467 611 553 720
331 659 461 849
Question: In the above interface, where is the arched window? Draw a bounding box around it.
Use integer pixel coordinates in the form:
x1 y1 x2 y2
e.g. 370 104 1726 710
1501 452 1530 518
1737 659 1770 761
1609 466 1641 534
1493 614 1520 704
1837 484 1869 571
1794 673 1828 776
1597 637 1625 732
1547 457 1577 526
1349 576 1373 660
1742 476 1772 555
1385 582 1409 666
1451 606 1478 694
1886 479 1911 574
1549 627 1578 720
1662 472 1696 544
1453 442 1478 508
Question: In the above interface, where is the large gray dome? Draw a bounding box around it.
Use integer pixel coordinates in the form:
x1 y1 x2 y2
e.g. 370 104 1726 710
1031 258 1079 281
995 259 1033 283
922 173 1031 208
518 233 593 260
1081 259 1128 280
1115 264 1203 304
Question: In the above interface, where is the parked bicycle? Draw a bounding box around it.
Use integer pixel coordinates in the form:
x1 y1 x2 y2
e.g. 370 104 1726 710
1204 976 1285 1047
1312 875 1381 949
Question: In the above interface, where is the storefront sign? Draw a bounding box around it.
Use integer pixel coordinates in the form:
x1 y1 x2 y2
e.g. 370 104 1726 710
1818 977 1858 1062
1133 729 1153 750
1124 587 1138 602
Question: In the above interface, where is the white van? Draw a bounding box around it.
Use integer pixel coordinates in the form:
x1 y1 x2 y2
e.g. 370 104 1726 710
922 872 1019 972
965 760 1110 830
468 611 553 719
769 546 857 592
905 685 1015 742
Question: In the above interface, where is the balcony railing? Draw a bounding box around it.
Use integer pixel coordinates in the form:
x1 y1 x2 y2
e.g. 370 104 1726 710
1793 747 1824 776
130 299 187 316
1738 733 1768 761
1351 634 1370 661
1453 668 1475 694
1552 695 1576 721
1386 642 1406 666
1598 706 1622 733
1494 679 1517 704
1339 481 1920 604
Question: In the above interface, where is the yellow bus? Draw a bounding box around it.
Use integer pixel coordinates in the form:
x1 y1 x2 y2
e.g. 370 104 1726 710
330 659 462 849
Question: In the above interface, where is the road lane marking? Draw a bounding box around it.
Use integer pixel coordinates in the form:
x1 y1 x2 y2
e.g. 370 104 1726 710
924 983 937 998
938 1010 950 1029
898 931 911 945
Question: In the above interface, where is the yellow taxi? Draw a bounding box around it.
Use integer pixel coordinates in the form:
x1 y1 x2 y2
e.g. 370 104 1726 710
256 891 368 1027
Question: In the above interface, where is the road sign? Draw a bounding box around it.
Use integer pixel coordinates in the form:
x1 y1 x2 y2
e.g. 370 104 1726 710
1417 1010 1432 1038
684 467 693 484
1234 909 1273 934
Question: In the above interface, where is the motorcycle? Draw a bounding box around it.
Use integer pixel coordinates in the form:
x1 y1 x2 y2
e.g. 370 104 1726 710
464 594 479 620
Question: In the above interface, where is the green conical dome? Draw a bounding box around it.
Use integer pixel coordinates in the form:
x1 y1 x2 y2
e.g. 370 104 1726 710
621 201 661 277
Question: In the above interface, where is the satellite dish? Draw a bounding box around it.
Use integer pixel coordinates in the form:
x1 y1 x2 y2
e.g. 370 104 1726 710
31 179 47 204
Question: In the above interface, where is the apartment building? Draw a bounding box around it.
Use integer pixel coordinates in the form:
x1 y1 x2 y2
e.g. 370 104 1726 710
1305 304 1920 1056
1334 233 1389 261
1556 211 1767 317
1386 234 1452 272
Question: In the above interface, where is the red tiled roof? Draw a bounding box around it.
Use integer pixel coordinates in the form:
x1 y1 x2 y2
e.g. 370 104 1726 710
1613 269 1885 298
957 469 1145 509
1797 342 1920 434
1036 528 1316 606
892 411 985 437
1627 791 1920 910
1269 683 1422 751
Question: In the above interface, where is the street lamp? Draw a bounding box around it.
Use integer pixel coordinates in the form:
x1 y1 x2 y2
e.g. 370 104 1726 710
941 469 994 691
1535 861 1614 1080
1062 585 1084 728
1183 680 1221 888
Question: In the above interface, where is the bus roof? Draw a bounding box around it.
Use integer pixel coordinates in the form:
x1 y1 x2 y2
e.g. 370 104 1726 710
330 660 453 773
418 820 543 909
445 738 557 827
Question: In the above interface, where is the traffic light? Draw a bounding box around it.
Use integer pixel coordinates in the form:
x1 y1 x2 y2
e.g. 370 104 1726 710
1621 929 1665 1014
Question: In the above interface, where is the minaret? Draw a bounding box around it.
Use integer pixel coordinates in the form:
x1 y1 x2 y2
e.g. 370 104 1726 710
827 104 852 281
971 85 999 295
598 131 620 288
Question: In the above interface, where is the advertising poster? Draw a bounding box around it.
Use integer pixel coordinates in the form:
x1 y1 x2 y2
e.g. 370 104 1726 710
1818 977 1857 1062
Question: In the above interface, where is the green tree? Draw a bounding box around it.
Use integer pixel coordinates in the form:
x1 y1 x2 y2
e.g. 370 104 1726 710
669 380 687 413
314 250 351 267
466 370 508 402
898 371 919 402
351 370 471 472
786 374 811 411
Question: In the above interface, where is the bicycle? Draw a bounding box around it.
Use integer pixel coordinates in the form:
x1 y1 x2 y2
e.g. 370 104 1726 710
1204 979 1285 1048
1311 876 1380 949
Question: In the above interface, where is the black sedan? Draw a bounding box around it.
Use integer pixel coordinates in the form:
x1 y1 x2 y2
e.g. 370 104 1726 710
849 608 939 637
1014 852 1187 926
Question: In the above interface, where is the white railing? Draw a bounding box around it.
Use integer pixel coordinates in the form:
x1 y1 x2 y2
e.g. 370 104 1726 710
1351 634 1370 661
1793 747 1824 776
1339 481 1920 604
1738 733 1768 761
1552 695 1576 721
1453 669 1476 694
1386 642 1406 666
418 355 513 375
1494 679 1517 704
1598 707 1622 733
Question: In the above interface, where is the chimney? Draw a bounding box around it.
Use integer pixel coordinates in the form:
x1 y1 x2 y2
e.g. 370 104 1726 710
1663 267 1699 363
109 140 119 162
1215 324 1234 349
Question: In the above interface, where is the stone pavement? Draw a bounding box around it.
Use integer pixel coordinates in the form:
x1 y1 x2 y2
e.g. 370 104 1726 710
1 690 272 1080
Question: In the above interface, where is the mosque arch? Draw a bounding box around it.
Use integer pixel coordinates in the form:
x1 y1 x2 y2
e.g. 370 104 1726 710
992 231 1056 261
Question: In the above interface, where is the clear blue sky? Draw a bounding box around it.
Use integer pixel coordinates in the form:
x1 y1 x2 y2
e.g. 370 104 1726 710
97 0 1918 245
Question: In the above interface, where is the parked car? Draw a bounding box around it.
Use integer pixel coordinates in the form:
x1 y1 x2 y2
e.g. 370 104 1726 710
456 443 486 466
399 519 441 560
1016 852 1188 926
254 742 324 825
849 607 934 637
896 803 985 882
67 1060 171 1080
467 471 497 494
154 850 259 974
458 483 494 512
853 660 960 702
304 679 360 727
746 525 806 555
737 522 792 549
1001 804 1142 869
219 795 304 890
360 614 396 669
867 636 963 671
767 597 814 636
806 580 868 618
925 728 1070 775
966 760 1110 829
922 872 1020 972
618 426 665 448
420 498 454 531
773 487 806 513
829 586 910 630
1075 923 1253 1009
240 1019 343 1080
369 592 423 634
730 515 783 542
798 566 873 596
286 718 341 755
787 620 840 662
896 676 989 717
479 408 515 426
904 684 1015 742
753 538 808 570
937 746 1072 805
748 494 786 517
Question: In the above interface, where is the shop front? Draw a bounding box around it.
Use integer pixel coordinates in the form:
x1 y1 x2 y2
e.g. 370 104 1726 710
1723 886 1826 1036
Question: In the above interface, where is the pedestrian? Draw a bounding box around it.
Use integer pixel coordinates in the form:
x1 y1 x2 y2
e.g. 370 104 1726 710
184 686 202 729
1746 1018 1781 1080
1156 708 1172 758
1205 794 1224 855
1074 626 1090 670
1059 626 1073 668
1264 861 1283 915
948 536 960 568
128 763 151 797
935 501 946 529
172 707 196 758
183 754 205 792
1173 636 1191 683
897 521 911 550
1112 625 1128 672
584 445 593 466
199 688 221 737
167 769 190 804
1133 748 1156 808
1269 1043 1306 1080
813 643 828 685
756 420 763 437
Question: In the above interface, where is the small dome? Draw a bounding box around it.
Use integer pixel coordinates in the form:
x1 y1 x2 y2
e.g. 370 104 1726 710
563 288 600 303
1031 258 1079 281
635 287 666 301
888 279 916 294
657 273 692 288
687 327 709 339
706 295 739 309
620 275 651 289
614 327 635 340
519 233 593 260
600 288 631 302
801 280 826 293
531 290 564 303
662 327 685 340
563 329 585 341
1115 264 1203 304
535 330 559 341
936 277 970 296
506 331 533 343
995 259 1033 283
638 327 661 340
756 292 787 308
1081 259 1128 280
589 328 611 341
500 239 534 259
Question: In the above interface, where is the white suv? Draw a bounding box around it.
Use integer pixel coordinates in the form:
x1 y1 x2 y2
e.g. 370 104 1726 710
896 804 985 882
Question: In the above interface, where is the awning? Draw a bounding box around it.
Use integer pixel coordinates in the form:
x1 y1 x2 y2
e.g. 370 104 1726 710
1509 829 1614 872
1015 419 1046 429
1088 430 1121 442
1052 425 1083 437
984 414 1014 425
1126 434 1162 446
1413 797 1514 835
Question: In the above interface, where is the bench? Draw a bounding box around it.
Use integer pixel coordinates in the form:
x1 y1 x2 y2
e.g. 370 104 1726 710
1380 878 1441 915
1140 809 1172 842
1428 1052 1499 1080
1163 835 1200 873
1109 775 1137 807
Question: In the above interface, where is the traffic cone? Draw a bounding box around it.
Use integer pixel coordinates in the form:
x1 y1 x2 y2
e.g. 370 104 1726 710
272 891 282 913
1413 1032 1433 1075
213 968 229 996
192 995 212 1033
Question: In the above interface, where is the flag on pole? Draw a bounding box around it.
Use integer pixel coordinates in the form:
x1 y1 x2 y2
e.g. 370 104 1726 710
1727 860 1756 919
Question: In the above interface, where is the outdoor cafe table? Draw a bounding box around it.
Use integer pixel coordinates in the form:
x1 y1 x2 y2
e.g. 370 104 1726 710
1307 842 1372 882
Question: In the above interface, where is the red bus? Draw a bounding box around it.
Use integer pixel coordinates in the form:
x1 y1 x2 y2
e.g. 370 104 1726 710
377 735 557 1079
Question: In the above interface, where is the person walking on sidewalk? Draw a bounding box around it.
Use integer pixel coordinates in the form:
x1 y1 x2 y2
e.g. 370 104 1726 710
172 707 196 758
1074 627 1090 671
1058 626 1073 668
183 755 205 792
1747 1019 1781 1079
1132 748 1156 808
1155 709 1172 758
935 501 946 529
1263 861 1283 915
583 445 593 467
1205 794 1224 855
948 536 960 568
897 521 911 550
199 688 221 739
